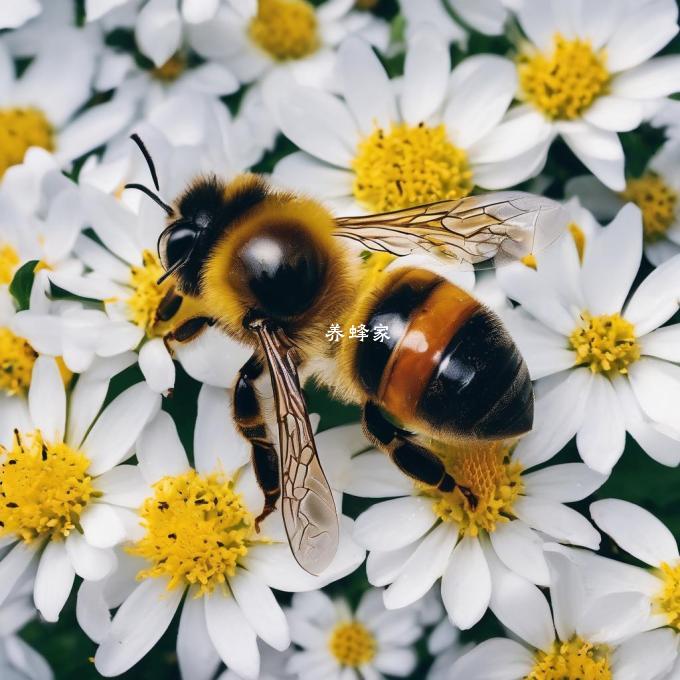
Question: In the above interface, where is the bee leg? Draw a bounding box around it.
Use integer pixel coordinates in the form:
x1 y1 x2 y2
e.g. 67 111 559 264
361 401 478 509
155 287 183 324
233 355 281 531
163 316 217 355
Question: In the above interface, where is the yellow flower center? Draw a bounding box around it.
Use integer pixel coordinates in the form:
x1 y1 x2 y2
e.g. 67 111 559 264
0 243 20 285
0 107 55 178
527 637 612 680
0 431 96 543
621 173 678 243
518 34 610 120
328 621 377 667
151 53 187 82
353 123 474 213
249 0 319 61
0 328 37 396
129 470 257 595
126 250 172 336
428 440 523 537
654 561 680 630
569 312 640 375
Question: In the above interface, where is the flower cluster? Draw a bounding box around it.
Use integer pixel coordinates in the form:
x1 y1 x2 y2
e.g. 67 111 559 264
1 0 680 679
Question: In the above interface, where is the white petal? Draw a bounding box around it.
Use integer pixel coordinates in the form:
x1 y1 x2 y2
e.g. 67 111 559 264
337 37 396 135
139 338 175 394
613 56 680 100
560 123 625 191
451 638 534 680
517 0 560 51
177 590 221 680
194 385 249 475
444 55 517 149
513 370 592 470
373 648 418 676
472 139 551 190
182 0 219 23
576 374 626 474
523 464 607 503
83 383 161 475
204 591 260 680
80 504 127 549
513 497 601 549
95 578 183 676
590 499 679 567
612 628 678 680
34 540 75 622
273 152 353 198
365 544 414 587
401 26 449 125
76 581 111 643
605 0 679 72
353 497 437 551
383 523 457 609
489 521 550 586
96 465 150 507
345 452 413 498
135 0 182 67
441 536 491 630
28 356 66 443
137 411 190 483
230 568 290 650
582 96 644 132
543 546 583 641
485 543 554 651
581 203 642 315
0 541 39 608
66 531 116 581
628 358 680 431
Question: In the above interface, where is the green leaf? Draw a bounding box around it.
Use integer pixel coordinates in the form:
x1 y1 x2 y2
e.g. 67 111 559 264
9 260 39 311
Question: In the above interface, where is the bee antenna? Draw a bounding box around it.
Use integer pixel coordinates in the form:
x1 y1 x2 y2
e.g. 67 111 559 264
130 133 161 191
124 183 175 217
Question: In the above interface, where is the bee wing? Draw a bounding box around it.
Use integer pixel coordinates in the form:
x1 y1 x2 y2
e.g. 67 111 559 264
334 192 568 269
250 321 339 576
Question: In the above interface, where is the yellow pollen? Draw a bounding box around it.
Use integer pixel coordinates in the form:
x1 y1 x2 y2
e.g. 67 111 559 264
569 312 640 376
527 637 612 680
0 431 96 543
328 621 377 667
126 250 172 335
353 123 474 213
0 244 19 285
521 253 537 269
621 173 678 243
249 0 319 61
654 561 680 630
0 328 37 396
151 53 187 82
428 440 523 537
569 222 586 262
518 34 610 120
0 107 55 178
129 470 256 595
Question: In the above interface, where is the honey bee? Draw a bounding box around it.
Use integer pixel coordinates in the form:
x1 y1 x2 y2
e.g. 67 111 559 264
126 135 567 575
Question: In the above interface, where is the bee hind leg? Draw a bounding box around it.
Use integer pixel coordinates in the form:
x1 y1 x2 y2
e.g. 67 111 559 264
233 355 281 531
361 401 477 509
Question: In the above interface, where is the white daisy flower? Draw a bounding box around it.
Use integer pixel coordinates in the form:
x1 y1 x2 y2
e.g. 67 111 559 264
187 0 389 91
0 587 53 680
0 31 133 180
498 203 680 473
398 0 509 47
0 356 160 622
450 543 679 680
567 139 680 266
41 122 254 392
503 0 680 191
351 433 604 633
582 498 680 676
285 588 423 680
270 27 547 217
85 391 365 679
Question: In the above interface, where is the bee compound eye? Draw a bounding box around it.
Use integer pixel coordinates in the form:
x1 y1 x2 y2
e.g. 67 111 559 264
159 225 198 271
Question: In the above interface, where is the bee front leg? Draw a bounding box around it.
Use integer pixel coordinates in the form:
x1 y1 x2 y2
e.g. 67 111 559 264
233 355 281 531
361 402 478 509
163 316 217 355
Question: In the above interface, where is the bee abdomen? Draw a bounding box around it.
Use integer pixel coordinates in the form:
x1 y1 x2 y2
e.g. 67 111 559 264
355 269 533 440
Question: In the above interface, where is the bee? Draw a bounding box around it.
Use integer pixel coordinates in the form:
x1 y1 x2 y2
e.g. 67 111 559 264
126 135 567 576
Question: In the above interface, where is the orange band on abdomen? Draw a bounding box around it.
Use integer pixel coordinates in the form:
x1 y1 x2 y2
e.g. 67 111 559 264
378 281 480 423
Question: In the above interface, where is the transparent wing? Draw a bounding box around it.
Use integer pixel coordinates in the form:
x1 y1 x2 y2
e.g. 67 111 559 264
334 192 569 269
250 321 339 576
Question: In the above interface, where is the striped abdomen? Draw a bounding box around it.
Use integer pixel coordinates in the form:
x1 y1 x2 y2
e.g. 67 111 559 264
354 268 533 440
